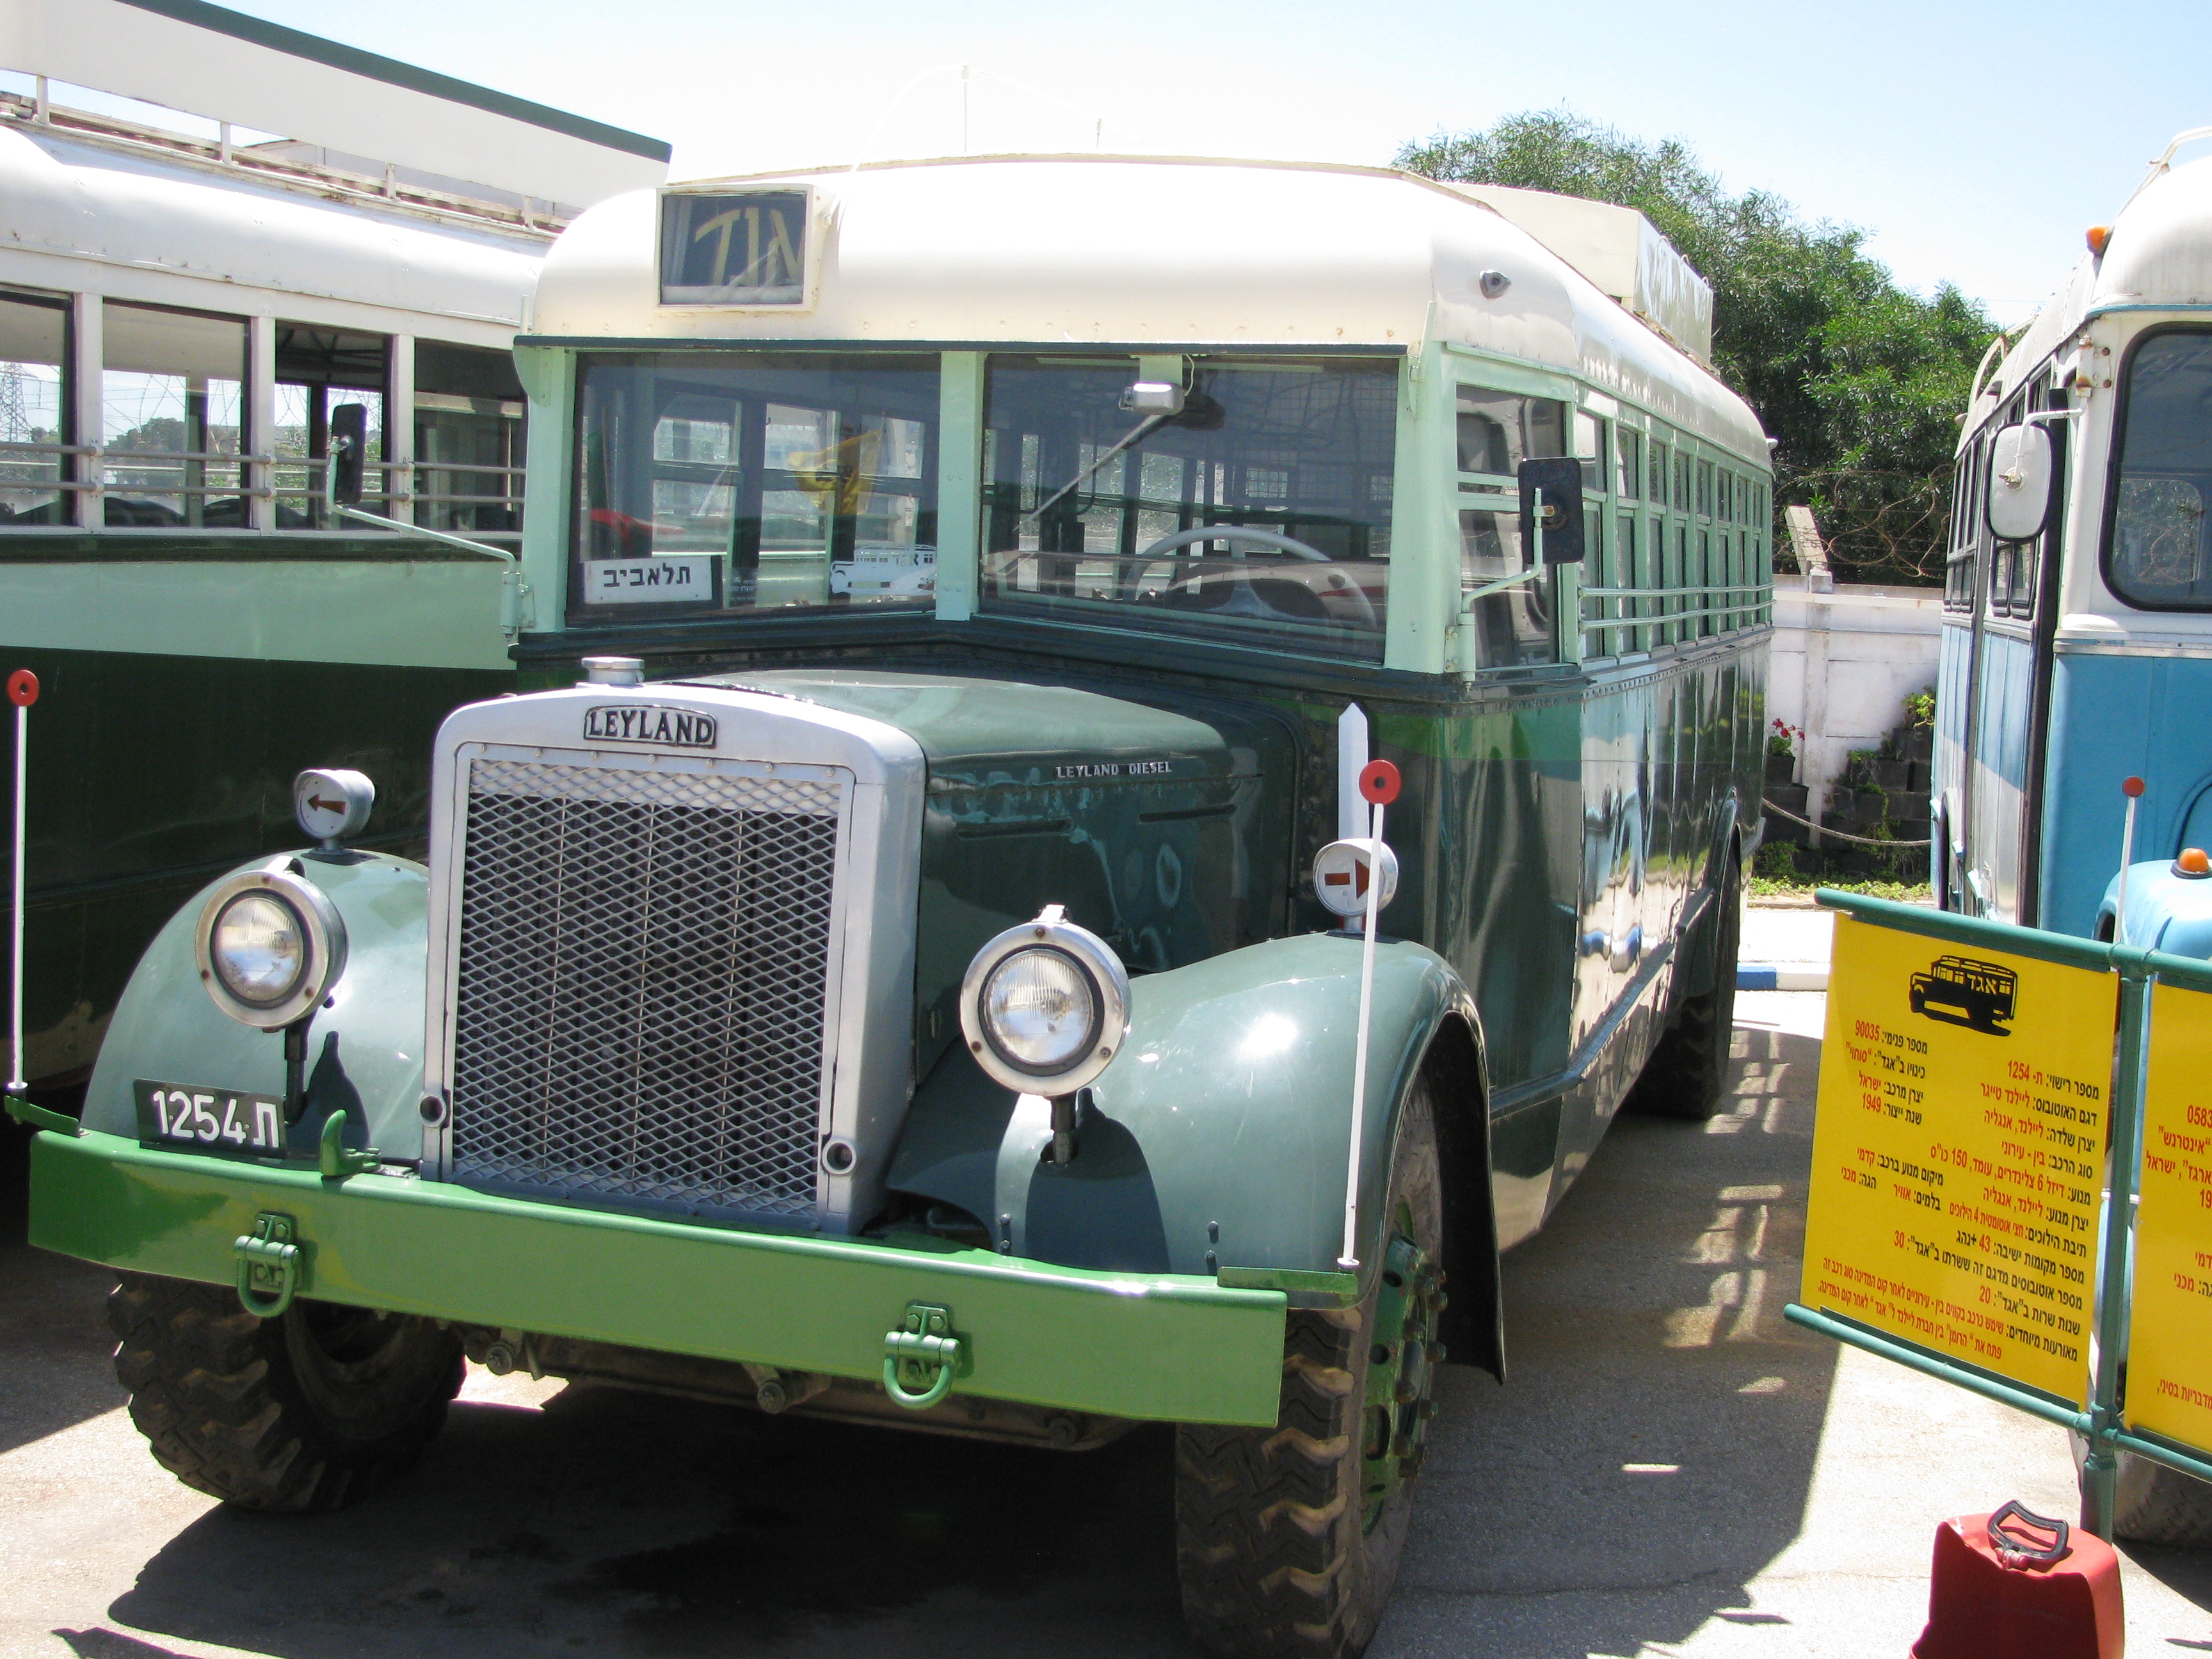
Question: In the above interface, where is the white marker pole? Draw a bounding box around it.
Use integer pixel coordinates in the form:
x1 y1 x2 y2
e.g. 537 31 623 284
1338 757 1399 1273
2116 775 2145 946
6 669 35 1095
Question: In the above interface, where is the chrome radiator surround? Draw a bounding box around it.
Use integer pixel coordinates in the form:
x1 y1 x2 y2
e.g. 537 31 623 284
421 685 926 1234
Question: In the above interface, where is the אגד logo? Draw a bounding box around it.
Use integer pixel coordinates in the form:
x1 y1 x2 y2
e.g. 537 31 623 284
1909 954 2018 1036
584 704 719 749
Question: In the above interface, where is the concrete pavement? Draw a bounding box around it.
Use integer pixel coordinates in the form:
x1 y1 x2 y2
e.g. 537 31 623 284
3 969 2208 1657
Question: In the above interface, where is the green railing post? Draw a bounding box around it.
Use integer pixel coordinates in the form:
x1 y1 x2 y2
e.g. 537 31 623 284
2082 963 2152 1541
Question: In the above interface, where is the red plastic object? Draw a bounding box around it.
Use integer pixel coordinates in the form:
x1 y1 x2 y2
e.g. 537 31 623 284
1358 758 1400 806
4 668 34 708
1912 1502 2122 1659
2124 775 2147 798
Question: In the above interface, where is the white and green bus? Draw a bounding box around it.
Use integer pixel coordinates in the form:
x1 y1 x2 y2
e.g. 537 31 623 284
0 0 666 1089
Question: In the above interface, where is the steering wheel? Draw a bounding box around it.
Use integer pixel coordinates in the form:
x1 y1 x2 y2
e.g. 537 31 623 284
1132 526 1379 627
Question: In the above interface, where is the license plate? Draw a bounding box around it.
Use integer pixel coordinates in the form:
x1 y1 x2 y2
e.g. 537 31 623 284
134 1080 287 1159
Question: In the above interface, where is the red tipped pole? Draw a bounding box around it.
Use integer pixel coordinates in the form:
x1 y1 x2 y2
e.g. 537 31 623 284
7 668 37 1093
1339 757 1402 1272
2117 776 2146 947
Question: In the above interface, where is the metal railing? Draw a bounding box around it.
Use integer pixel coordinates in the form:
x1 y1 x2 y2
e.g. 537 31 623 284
1577 580 1774 651
0 440 522 531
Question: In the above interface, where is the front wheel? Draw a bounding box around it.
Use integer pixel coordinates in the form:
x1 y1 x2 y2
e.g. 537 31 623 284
109 1272 465 1512
1174 1075 1446 1659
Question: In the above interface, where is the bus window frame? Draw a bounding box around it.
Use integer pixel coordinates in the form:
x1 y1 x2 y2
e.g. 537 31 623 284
2098 321 2212 613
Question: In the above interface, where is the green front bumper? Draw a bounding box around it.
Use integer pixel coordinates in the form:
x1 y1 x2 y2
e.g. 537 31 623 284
28 1128 1288 1427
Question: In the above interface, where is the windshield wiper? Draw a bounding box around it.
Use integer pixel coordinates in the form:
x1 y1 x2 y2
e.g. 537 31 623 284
1019 412 1175 528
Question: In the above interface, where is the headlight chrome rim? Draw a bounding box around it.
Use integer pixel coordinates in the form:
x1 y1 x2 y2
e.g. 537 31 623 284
194 863 349 1029
959 907 1129 1095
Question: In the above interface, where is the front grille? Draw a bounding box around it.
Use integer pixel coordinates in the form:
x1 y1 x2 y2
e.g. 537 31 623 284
447 757 846 1221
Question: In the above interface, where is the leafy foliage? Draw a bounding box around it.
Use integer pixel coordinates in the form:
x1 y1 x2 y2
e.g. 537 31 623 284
1397 111 1999 585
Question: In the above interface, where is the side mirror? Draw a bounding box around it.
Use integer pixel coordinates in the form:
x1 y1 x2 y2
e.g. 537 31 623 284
329 403 368 506
1985 423 2053 542
1517 457 1585 565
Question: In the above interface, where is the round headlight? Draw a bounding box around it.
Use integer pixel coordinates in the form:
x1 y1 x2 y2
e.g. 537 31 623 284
211 892 307 1006
959 906 1130 1095
981 947 1098 1073
195 865 349 1029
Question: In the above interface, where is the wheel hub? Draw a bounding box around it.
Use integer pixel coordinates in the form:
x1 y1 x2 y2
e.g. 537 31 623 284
1361 1233 1446 1527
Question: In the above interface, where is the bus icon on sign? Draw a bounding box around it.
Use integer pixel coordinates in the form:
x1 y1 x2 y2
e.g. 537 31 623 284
1909 956 2018 1036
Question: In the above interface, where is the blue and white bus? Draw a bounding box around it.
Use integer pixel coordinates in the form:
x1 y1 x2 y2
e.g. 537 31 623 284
1939 129 2212 937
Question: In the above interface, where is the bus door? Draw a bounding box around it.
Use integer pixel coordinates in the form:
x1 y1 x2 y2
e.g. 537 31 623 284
1952 383 2070 924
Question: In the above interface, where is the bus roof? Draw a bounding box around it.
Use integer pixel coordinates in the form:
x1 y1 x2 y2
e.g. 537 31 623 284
0 0 669 209
0 122 547 337
1972 145 2212 440
531 154 1770 463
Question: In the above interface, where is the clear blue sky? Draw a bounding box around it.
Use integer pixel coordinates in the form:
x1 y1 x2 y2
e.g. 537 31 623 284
141 0 2212 325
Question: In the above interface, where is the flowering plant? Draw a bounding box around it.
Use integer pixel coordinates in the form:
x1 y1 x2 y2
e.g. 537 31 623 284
1767 717 1806 758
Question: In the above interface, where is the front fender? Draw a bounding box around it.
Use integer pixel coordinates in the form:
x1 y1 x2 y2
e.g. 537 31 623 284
889 933 1480 1292
84 853 431 1158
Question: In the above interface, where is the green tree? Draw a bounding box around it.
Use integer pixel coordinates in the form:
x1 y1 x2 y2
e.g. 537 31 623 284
1397 111 1998 584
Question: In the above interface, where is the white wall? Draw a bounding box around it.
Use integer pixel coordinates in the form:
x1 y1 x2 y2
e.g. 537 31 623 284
1768 577 1943 828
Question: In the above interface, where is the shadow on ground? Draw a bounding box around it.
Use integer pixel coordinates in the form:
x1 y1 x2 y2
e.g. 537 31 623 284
1377 1023 1843 1657
36 1024 1883 1658
108 1388 1192 1659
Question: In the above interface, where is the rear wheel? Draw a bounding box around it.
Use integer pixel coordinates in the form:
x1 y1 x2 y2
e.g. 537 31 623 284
108 1272 464 1512
1629 854 1742 1120
1174 1075 1446 1659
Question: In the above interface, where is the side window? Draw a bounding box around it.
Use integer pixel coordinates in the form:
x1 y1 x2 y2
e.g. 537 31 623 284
1456 387 1568 478
1608 511 1639 653
275 323 389 529
415 341 526 538
1615 428 1642 500
1573 409 1606 492
1459 508 1553 668
2107 330 2212 607
0 285 70 527
1696 527 1713 636
103 301 250 528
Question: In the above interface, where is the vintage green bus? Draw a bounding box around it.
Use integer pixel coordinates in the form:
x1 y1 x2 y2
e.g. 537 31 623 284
21 154 1772 1657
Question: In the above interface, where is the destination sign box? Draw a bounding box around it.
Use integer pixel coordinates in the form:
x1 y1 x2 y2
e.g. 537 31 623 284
2124 981 2212 1448
580 556 719 605
659 188 811 306
1802 917 2115 1404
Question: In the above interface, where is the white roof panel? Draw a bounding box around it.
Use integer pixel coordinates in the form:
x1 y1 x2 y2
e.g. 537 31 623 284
533 155 1768 461
0 0 667 207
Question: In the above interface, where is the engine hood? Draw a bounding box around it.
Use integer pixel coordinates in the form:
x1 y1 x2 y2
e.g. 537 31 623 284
680 668 1303 1080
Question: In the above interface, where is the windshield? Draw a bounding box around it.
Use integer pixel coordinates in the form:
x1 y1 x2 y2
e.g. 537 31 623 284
571 353 938 623
980 355 1397 659
2108 329 2212 609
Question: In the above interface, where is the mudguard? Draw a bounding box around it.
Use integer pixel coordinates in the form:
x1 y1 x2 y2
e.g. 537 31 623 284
2099 858 2212 958
81 853 431 1159
889 932 1491 1299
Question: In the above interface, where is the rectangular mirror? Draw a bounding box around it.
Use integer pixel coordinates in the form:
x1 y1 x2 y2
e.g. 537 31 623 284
1985 422 2054 543
1517 456 1586 564
330 401 368 506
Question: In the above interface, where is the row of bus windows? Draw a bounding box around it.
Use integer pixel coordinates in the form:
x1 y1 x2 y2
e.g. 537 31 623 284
1948 397 2045 622
568 351 1772 664
1948 330 2212 620
0 283 524 533
1454 383 1770 665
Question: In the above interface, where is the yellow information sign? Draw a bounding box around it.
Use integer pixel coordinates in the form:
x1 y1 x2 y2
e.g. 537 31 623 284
2129 980 2212 1447
1804 917 2115 1404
